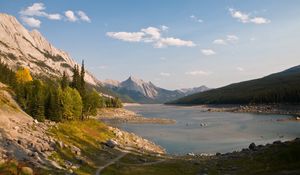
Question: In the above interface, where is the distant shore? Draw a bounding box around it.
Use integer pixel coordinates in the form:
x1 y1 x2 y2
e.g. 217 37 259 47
193 104 300 120
96 108 176 124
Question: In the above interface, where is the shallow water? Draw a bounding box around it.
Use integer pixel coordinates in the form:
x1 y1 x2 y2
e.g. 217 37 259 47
119 104 300 155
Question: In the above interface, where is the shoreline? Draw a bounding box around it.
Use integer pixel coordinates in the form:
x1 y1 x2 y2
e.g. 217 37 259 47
169 104 300 120
96 108 176 124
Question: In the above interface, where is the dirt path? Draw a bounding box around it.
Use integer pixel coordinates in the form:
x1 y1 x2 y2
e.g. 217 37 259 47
95 152 127 175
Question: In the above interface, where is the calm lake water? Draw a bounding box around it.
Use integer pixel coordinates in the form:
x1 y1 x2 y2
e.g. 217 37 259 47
120 104 300 155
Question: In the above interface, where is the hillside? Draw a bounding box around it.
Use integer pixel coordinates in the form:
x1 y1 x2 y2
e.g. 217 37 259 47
105 76 209 103
169 65 300 105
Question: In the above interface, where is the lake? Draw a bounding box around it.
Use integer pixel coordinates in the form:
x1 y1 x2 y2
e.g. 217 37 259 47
120 104 300 155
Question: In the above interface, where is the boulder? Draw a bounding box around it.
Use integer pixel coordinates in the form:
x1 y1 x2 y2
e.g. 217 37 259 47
249 142 256 151
71 145 81 156
21 166 33 175
105 139 118 148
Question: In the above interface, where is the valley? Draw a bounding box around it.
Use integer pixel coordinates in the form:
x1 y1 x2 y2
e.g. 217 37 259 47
0 1 300 174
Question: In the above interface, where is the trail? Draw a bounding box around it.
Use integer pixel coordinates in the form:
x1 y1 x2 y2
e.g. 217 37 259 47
95 152 127 175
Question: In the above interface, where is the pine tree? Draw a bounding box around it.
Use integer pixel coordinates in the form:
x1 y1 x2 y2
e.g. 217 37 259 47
45 86 63 122
80 60 86 96
28 80 45 121
61 71 69 90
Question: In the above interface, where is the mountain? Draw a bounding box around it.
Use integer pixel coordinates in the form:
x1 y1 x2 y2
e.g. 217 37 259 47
104 76 209 104
169 65 300 105
0 13 98 85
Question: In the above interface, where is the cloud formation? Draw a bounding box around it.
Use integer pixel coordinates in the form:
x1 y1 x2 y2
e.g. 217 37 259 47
19 3 91 28
20 16 41 28
185 70 211 76
190 15 203 23
201 49 216 56
20 3 61 20
65 10 77 22
106 26 195 48
77 11 91 22
229 8 270 24
213 35 239 45
106 32 145 42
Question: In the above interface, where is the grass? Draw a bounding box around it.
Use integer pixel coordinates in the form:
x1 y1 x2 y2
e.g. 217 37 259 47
47 119 120 175
100 141 300 175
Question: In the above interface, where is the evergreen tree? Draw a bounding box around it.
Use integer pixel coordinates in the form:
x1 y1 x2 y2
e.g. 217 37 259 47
28 80 45 121
61 71 69 90
80 60 86 96
45 86 63 122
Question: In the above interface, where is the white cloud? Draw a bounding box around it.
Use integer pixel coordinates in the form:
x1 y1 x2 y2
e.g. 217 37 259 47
107 26 195 48
77 11 91 22
47 14 61 20
155 37 195 48
160 72 171 77
161 25 169 31
250 17 270 24
213 39 227 45
141 27 161 40
20 3 46 16
65 10 77 22
20 3 61 21
160 57 167 60
229 8 270 24
190 15 203 23
185 70 211 76
106 32 145 42
21 16 41 28
226 35 239 43
201 49 216 56
237 67 244 71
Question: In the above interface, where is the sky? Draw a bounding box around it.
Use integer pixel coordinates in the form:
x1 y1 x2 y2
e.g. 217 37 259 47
1 0 300 90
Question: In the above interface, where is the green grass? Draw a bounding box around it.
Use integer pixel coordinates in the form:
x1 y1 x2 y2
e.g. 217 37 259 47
101 141 300 175
48 119 120 175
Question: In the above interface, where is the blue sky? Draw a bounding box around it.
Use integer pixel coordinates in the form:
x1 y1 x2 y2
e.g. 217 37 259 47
1 0 300 89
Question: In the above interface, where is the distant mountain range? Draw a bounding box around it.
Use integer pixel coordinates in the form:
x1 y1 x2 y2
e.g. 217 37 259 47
0 13 208 104
169 65 300 105
104 76 209 103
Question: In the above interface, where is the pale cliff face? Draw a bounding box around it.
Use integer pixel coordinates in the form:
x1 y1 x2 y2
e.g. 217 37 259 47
0 13 98 85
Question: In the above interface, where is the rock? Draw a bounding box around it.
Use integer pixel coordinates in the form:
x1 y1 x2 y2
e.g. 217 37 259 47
216 152 221 156
34 119 39 124
273 140 282 145
71 145 81 156
249 142 256 151
57 141 64 148
187 152 195 156
105 139 118 148
13 126 19 130
21 167 33 175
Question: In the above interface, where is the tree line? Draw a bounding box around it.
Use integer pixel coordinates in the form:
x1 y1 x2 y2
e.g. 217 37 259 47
0 60 122 122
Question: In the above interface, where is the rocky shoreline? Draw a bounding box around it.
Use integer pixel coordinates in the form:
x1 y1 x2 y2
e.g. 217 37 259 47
201 104 300 119
96 108 176 124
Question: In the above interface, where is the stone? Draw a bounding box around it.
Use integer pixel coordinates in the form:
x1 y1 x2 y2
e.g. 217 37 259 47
249 142 256 151
21 167 33 175
105 139 118 148
71 145 81 155
13 126 19 130
34 119 39 124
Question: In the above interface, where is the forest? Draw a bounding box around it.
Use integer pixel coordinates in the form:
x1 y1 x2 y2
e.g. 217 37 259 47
0 60 122 122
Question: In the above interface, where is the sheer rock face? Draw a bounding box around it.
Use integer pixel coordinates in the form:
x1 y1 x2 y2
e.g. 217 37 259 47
0 13 98 85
